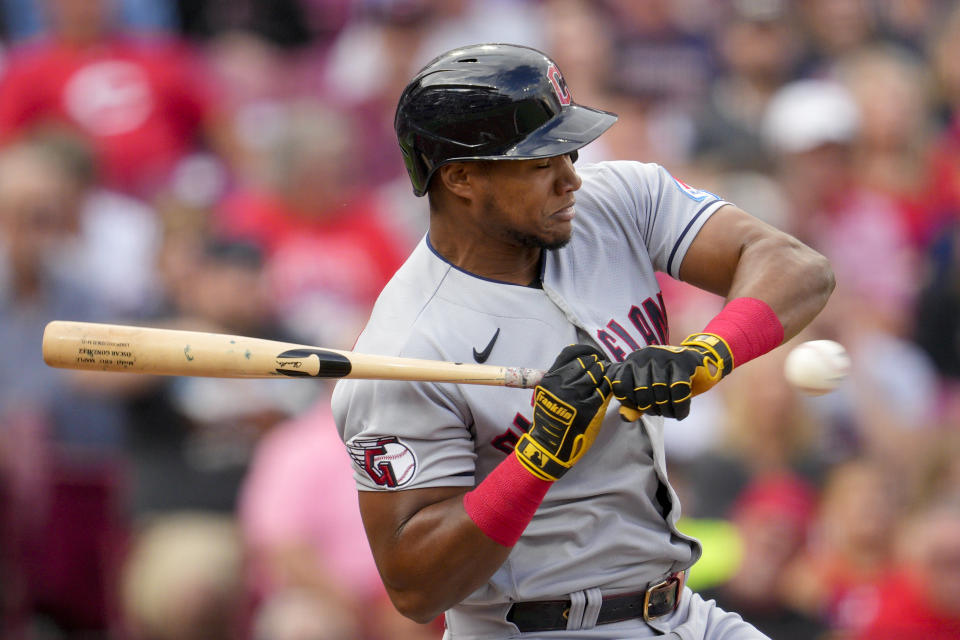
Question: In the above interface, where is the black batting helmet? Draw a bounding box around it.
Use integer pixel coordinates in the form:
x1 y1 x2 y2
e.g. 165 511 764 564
395 43 618 196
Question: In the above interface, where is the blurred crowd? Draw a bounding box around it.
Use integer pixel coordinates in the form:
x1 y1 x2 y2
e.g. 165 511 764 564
0 0 959 639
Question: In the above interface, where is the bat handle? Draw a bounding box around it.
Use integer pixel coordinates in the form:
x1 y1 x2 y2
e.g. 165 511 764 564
505 370 644 419
503 367 545 388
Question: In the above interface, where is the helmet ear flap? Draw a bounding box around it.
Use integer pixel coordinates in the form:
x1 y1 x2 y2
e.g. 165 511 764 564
399 144 431 197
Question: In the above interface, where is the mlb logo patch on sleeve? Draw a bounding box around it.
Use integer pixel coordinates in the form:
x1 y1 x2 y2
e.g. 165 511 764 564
672 176 718 202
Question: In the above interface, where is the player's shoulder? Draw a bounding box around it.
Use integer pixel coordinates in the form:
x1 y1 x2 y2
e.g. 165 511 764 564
352 239 441 354
577 159 665 185
577 160 720 205
352 237 483 362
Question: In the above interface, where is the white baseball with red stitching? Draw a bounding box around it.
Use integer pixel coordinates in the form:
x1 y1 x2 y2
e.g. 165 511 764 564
784 339 851 395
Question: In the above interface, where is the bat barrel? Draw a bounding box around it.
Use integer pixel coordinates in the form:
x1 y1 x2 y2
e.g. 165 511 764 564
42 320 301 378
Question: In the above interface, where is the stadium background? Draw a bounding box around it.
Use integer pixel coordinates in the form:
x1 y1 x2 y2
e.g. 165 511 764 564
0 0 959 638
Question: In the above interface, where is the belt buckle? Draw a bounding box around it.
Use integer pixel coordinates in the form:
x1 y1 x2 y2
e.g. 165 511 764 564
642 572 682 622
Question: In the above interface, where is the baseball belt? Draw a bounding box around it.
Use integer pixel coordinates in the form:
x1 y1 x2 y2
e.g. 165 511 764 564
506 571 685 632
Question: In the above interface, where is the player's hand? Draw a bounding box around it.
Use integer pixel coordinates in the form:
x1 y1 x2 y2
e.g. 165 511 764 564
609 333 733 421
514 344 613 482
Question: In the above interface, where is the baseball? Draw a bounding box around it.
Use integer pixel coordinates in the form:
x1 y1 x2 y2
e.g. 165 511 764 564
783 339 851 395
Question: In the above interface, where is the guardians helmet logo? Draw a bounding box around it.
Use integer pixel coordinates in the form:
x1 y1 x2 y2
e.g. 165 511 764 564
546 63 572 106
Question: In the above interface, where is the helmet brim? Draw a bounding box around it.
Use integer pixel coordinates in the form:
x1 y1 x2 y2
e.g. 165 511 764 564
501 104 617 158
415 104 618 195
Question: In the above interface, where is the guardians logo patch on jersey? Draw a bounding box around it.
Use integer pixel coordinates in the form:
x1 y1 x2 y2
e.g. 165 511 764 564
671 176 718 203
347 436 418 488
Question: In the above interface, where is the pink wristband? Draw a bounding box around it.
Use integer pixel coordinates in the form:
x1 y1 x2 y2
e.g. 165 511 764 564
702 297 784 368
462 453 551 547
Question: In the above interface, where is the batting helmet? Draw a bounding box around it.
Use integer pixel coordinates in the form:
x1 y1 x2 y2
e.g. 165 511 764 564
395 43 618 196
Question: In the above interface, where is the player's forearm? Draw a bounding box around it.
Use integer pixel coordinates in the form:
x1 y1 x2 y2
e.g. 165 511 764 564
725 233 835 341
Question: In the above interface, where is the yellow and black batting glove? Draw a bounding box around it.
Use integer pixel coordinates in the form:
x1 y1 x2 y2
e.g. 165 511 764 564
609 333 733 422
680 333 734 394
515 344 613 482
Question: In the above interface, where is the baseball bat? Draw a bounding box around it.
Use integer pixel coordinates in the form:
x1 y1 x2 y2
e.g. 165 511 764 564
41 321 545 388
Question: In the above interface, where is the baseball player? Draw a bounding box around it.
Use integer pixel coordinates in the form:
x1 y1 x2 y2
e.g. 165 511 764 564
332 44 834 639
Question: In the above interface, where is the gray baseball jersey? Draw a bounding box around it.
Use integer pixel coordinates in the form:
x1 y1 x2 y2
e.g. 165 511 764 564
333 161 741 638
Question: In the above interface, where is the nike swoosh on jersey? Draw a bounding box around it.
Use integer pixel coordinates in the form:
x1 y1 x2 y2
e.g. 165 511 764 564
472 328 501 363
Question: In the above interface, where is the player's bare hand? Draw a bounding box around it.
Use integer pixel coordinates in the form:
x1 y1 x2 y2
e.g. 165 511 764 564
514 344 613 481
608 333 733 421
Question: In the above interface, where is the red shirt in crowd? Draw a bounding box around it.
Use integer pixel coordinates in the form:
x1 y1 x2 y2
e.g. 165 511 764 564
215 189 410 346
0 36 216 195
854 569 960 640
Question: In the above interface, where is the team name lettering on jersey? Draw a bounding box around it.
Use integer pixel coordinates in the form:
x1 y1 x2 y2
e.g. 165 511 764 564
489 294 670 453
597 294 669 362
491 413 532 454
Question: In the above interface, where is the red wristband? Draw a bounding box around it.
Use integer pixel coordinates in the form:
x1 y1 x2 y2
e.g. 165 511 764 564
462 453 551 547
702 297 784 369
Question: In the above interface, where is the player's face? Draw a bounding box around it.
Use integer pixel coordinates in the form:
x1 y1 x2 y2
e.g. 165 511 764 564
477 154 582 250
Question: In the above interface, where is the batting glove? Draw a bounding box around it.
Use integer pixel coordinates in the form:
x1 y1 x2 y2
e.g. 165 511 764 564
609 333 733 421
515 344 613 482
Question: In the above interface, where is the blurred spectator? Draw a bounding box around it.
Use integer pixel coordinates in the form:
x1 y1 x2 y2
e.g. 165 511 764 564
783 459 902 634
796 0 879 77
1 4 959 639
681 345 824 519
548 0 693 170
853 501 960 640
175 0 319 48
915 7 960 412
321 5 432 185
837 43 936 247
541 0 614 116
239 397 439 640
0 140 128 638
693 0 801 173
583 0 710 168
761 79 864 243
762 78 942 455
124 236 315 518
113 232 316 639
928 2 960 127
698 474 828 640
204 32 305 187
925 115 960 239
214 100 409 348
120 512 246 640
0 140 127 455
1 0 177 41
250 587 362 640
602 0 715 116
913 432 960 511
31 131 164 318
873 0 947 53
412 0 545 63
323 0 545 184
0 0 234 199
915 224 960 411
